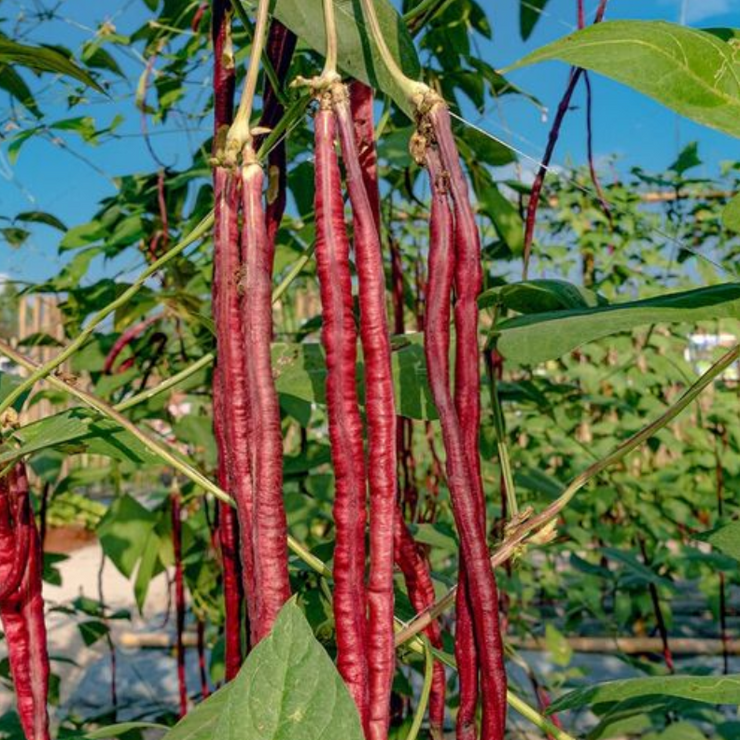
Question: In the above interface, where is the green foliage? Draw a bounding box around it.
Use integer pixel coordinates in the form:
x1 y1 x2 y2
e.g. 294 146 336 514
510 21 740 139
163 601 364 740
551 674 740 713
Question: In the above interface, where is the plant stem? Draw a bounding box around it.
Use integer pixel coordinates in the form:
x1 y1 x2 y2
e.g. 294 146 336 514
404 636 434 740
272 242 315 304
507 691 578 740
394 343 740 646
229 0 288 109
0 212 214 422
228 0 271 154
357 0 426 102
321 0 338 78
115 354 214 412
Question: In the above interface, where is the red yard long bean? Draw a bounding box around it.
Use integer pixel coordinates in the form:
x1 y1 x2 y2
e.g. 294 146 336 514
423 143 506 740
394 511 445 739
211 0 248 670
349 81 380 229
212 165 259 642
0 464 50 740
333 82 397 740
240 150 291 643
259 22 296 250
214 371 244 674
313 101 369 727
103 314 163 374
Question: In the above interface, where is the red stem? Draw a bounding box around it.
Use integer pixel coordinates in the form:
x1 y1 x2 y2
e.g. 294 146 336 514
334 85 397 740
171 491 188 717
522 0 609 277
197 620 210 698
314 103 370 727
241 156 292 642
103 314 163 374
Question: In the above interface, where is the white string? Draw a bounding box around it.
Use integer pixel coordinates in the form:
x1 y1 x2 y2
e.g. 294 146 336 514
448 111 739 282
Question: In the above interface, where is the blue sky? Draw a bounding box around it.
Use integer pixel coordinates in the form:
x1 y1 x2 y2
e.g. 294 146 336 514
1 0 738 285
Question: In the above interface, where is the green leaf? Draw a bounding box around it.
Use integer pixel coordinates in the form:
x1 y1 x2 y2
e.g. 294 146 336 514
0 372 29 413
669 142 701 175
545 624 572 667
0 63 41 117
520 0 551 40
480 279 606 313
164 600 363 740
97 494 158 579
268 0 420 116
493 283 740 365
2 408 160 466
85 721 168 739
0 37 103 92
508 21 740 139
1 227 29 248
722 192 740 232
78 619 109 647
15 211 67 231
550 674 740 713
273 339 436 420
706 521 740 562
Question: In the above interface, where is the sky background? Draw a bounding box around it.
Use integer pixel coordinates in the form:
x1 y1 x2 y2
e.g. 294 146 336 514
0 0 738 285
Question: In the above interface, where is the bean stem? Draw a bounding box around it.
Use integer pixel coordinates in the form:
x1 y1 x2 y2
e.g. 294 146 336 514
227 0 271 155
404 636 434 740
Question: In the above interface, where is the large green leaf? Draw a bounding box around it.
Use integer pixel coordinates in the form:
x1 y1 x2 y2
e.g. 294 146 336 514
493 283 740 365
508 21 740 139
273 338 436 420
550 674 740 713
97 494 158 579
0 37 103 92
164 600 364 740
267 0 420 115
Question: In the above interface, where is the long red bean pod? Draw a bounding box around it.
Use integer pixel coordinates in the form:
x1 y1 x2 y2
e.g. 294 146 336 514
314 101 369 726
349 81 380 229
240 151 291 642
211 0 249 666
423 143 506 739
394 511 446 739
171 491 188 717
213 165 259 641
259 22 296 250
103 314 163 374
214 372 244 675
0 464 50 740
333 83 397 740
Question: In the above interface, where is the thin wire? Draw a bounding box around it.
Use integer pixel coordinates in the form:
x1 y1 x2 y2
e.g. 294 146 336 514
520 0 577 32
448 110 738 281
